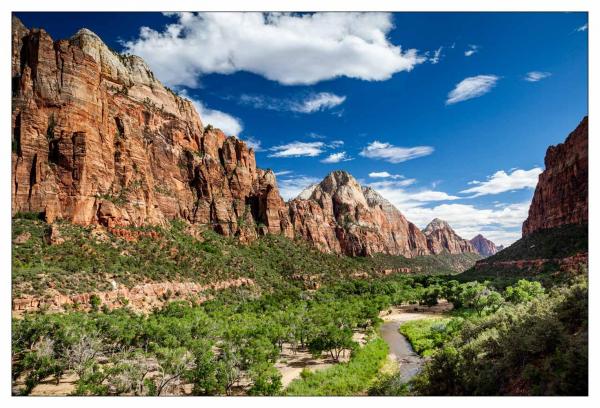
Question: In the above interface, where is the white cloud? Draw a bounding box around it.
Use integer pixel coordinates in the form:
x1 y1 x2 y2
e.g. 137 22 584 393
577 23 588 32
460 167 542 197
328 140 344 148
124 12 425 87
524 71 551 82
404 202 530 246
446 75 499 105
297 93 346 113
464 44 479 57
365 179 530 246
274 170 292 176
368 171 404 179
360 141 434 163
243 136 263 151
179 90 243 136
321 152 353 163
430 46 443 64
278 176 321 200
368 179 418 190
240 92 346 113
409 191 460 202
269 141 325 158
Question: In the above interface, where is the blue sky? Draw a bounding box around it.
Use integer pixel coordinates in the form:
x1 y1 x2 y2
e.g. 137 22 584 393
15 12 588 245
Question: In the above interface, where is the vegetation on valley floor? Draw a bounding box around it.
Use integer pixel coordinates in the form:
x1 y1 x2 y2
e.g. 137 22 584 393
12 217 478 298
11 217 587 396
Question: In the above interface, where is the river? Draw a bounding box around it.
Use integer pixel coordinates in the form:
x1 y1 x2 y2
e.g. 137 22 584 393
380 320 423 383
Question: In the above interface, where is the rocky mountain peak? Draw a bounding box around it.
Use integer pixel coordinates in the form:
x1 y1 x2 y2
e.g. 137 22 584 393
470 234 499 257
423 218 452 234
423 218 476 255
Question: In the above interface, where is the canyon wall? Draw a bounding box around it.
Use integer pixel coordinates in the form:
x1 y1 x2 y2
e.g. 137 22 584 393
11 17 292 241
522 117 588 235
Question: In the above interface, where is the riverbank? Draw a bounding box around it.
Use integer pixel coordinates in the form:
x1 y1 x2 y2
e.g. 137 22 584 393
379 301 453 384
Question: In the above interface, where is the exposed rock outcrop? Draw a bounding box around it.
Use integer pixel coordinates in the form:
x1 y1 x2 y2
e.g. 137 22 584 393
470 234 499 257
287 171 430 257
423 218 477 255
11 17 292 240
522 117 588 235
12 278 255 314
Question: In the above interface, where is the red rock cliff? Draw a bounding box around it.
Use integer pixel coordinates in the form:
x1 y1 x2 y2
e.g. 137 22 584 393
522 117 588 236
422 218 477 255
11 17 292 240
288 171 431 257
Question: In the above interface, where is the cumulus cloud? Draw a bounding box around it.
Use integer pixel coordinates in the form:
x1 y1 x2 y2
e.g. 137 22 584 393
368 171 404 179
460 167 542 197
268 141 325 158
446 75 499 105
464 44 479 56
240 92 346 113
278 176 321 200
321 152 352 163
365 179 531 246
404 202 530 246
524 71 552 82
179 90 243 136
124 12 425 87
360 141 434 163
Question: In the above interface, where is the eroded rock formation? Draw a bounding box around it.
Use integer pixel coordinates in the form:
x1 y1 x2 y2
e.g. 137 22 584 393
423 218 477 255
12 278 255 314
11 17 292 240
287 171 430 257
522 117 588 235
470 234 499 257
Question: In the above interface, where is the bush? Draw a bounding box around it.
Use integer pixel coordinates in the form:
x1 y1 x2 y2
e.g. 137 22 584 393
285 338 388 396
412 279 588 396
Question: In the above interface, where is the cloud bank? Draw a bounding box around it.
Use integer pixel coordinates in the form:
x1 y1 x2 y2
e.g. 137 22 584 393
461 167 542 197
124 12 425 87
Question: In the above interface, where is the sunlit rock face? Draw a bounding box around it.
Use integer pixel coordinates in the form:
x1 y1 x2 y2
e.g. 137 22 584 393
288 170 430 257
522 117 588 236
11 17 292 240
422 218 477 255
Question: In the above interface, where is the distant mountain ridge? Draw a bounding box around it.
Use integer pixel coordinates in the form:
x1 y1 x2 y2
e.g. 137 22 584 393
289 171 479 257
470 234 500 257
422 218 477 255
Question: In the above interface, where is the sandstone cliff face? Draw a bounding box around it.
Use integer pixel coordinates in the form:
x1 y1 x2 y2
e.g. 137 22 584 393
423 218 477 255
522 117 588 236
287 171 430 257
470 234 499 257
11 18 292 240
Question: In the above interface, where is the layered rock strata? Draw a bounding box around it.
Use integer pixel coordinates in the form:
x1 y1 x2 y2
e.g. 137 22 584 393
11 17 292 241
522 117 588 235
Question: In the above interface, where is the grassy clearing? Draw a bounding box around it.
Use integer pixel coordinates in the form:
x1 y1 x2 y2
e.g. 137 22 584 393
285 337 388 396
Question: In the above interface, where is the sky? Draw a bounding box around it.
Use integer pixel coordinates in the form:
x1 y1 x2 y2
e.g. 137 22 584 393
15 12 588 246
